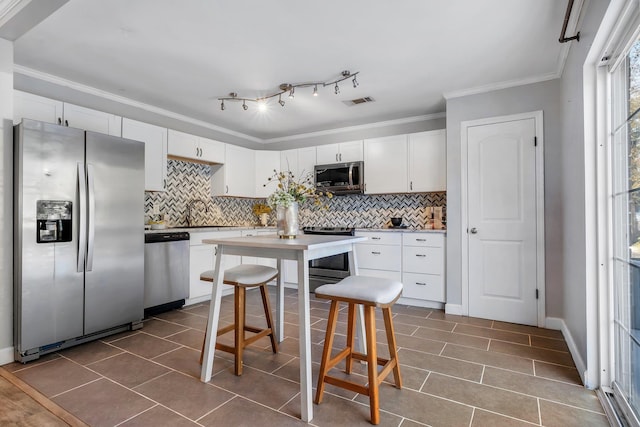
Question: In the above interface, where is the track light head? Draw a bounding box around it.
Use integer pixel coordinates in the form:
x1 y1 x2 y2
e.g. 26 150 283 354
242 101 248 111
289 87 295 99
334 83 340 95
352 76 358 88
221 100 225 111
313 85 318 97
278 94 285 107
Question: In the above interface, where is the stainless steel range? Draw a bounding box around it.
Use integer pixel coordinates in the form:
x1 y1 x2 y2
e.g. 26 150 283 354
302 227 355 292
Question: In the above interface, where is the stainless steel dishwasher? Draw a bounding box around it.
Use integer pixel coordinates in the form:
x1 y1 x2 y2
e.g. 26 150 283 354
144 231 190 316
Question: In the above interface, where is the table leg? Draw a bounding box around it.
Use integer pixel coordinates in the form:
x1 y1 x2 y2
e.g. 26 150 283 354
297 251 313 422
200 245 225 382
348 247 366 353
276 258 285 343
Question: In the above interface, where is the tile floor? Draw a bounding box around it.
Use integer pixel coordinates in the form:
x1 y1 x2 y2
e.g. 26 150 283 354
2 288 610 426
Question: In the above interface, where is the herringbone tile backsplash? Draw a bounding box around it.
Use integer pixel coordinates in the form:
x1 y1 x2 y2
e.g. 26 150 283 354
145 159 446 229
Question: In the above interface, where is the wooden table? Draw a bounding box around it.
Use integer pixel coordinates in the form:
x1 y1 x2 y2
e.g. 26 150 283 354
199 233 366 422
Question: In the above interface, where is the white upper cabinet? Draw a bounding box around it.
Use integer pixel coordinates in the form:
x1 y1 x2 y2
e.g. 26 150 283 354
255 150 281 198
122 118 167 192
199 137 225 164
167 129 224 164
316 140 363 164
13 91 62 125
14 91 121 136
280 146 317 180
364 135 408 194
408 130 446 192
211 144 255 197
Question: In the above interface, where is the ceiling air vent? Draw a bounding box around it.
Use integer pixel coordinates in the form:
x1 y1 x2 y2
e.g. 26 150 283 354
343 96 375 106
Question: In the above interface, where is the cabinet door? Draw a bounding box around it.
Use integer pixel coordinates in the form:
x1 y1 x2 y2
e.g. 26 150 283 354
214 145 255 197
167 129 199 160
13 91 63 125
122 118 167 192
339 141 363 162
189 245 215 300
199 137 225 163
297 147 317 179
283 259 298 284
409 130 446 192
316 143 340 164
364 135 408 194
280 149 299 176
255 150 280 198
62 103 122 136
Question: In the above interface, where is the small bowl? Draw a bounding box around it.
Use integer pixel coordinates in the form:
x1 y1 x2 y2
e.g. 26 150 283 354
390 217 403 227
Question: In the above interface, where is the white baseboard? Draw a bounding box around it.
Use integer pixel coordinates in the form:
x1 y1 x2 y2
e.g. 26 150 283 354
445 303 463 315
546 316 587 386
0 346 14 365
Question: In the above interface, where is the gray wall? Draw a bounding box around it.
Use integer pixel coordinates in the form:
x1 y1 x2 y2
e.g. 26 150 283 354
558 0 611 370
445 79 562 314
0 39 13 362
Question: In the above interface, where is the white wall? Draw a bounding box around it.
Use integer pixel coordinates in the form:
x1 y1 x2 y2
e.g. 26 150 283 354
0 39 13 363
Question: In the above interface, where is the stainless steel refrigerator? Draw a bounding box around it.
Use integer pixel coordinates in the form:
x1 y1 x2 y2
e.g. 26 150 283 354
14 119 145 362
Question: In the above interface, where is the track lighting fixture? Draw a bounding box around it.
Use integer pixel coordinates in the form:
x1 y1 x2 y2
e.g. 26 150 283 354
217 70 360 112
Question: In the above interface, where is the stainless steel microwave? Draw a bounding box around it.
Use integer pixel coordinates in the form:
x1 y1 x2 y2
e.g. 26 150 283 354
314 161 364 195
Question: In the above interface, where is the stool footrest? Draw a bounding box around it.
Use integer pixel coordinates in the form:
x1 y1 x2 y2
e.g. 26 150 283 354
243 328 273 347
326 347 352 371
215 343 235 354
324 375 369 396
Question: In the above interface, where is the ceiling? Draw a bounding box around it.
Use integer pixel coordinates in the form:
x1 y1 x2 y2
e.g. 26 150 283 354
11 0 571 142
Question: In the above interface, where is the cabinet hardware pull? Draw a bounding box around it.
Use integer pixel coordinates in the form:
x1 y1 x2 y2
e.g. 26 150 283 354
416 238 426 242
416 282 426 286
371 251 381 255
57 117 62 125
163 179 167 189
64 119 69 127
410 181 413 191
416 254 426 257
225 185 229 194
214 247 217 255
339 153 342 161
371 237 381 240
336 153 338 162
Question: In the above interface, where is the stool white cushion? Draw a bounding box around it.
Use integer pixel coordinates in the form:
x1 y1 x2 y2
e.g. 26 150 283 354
200 264 278 286
315 275 403 306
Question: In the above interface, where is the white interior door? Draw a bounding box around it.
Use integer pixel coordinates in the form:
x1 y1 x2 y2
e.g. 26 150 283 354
467 118 538 325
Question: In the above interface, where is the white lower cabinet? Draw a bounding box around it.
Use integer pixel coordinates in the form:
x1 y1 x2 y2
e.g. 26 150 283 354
402 232 445 303
241 230 277 268
355 230 446 304
187 230 242 304
355 231 402 282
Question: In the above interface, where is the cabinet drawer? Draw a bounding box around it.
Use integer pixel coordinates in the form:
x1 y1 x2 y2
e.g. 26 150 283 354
355 231 402 245
403 233 444 247
402 246 443 274
402 272 444 302
356 244 401 271
358 269 402 282
189 230 241 245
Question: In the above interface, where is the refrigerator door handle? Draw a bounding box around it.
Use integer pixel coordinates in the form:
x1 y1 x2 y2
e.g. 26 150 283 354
86 163 96 271
77 162 87 272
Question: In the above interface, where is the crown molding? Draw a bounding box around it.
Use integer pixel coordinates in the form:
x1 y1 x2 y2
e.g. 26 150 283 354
442 71 560 100
0 0 29 27
262 112 446 144
13 65 264 143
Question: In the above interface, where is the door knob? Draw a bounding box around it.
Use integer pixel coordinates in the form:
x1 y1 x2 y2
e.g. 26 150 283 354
470 228 478 234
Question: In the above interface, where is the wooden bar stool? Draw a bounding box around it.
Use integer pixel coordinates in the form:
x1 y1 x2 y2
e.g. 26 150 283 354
314 276 403 425
199 264 279 376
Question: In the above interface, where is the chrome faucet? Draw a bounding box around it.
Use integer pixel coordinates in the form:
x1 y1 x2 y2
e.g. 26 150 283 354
186 199 209 227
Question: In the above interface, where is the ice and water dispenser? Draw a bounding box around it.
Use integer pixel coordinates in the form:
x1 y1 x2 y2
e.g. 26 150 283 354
36 200 72 243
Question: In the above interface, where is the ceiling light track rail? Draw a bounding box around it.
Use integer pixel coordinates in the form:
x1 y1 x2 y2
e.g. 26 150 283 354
559 0 580 43
218 70 359 111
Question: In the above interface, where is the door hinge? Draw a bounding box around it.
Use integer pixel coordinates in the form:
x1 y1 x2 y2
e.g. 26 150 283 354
534 137 537 147
536 289 539 299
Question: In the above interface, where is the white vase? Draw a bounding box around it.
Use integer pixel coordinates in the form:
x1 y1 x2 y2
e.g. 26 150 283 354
276 202 299 239
259 212 269 227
